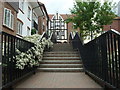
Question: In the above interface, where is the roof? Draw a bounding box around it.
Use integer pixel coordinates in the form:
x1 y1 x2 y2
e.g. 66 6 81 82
38 1 49 20
114 17 120 20
7 1 19 12
49 14 74 20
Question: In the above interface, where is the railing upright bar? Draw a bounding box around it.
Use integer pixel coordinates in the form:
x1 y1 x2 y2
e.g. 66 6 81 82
113 35 119 88
107 33 112 84
69 30 120 89
13 37 16 81
0 32 2 90
118 36 120 88
7 35 10 84
1 31 36 89
110 33 115 86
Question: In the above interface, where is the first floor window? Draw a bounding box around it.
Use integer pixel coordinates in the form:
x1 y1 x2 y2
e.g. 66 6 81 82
61 31 64 36
3 8 14 29
17 21 23 35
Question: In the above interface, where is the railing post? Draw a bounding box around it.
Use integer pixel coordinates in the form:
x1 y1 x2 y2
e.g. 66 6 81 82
101 34 108 84
0 32 2 90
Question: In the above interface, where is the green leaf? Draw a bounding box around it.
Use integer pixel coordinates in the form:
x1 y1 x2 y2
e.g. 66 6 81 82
68 0 116 41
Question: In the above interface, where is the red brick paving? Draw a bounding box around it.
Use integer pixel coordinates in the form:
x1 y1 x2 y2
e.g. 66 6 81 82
14 72 102 88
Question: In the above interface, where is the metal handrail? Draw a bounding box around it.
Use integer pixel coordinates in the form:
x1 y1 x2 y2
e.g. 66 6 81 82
39 31 46 42
1 31 35 89
70 29 120 89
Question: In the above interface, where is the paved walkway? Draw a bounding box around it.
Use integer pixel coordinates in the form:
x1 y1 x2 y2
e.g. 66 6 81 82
14 72 102 88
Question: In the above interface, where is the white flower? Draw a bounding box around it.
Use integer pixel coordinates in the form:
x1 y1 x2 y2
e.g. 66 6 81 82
15 34 54 70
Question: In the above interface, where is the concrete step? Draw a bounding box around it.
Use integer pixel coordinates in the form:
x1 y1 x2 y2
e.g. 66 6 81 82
37 68 84 72
39 64 83 68
52 48 75 51
43 57 80 60
44 51 78 54
41 60 82 64
53 48 73 49
43 54 79 57
53 44 72 46
52 50 75 51
53 47 73 49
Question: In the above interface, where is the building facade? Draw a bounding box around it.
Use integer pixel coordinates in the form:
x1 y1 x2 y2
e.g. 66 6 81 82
0 0 49 37
17 0 46 37
103 17 120 32
48 13 79 42
38 2 49 35
0 1 19 35
114 1 120 17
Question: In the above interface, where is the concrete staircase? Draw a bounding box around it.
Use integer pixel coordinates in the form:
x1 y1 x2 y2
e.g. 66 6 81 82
38 43 84 72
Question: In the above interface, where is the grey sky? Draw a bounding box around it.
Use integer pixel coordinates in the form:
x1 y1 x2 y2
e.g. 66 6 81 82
40 0 120 14
40 0 74 14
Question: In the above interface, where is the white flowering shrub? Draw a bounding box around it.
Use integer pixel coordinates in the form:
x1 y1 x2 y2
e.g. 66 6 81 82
15 34 53 70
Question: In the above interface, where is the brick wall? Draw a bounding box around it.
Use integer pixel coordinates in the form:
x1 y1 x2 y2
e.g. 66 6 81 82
38 17 43 35
2 2 17 36
43 17 48 32
38 16 48 35
103 18 120 32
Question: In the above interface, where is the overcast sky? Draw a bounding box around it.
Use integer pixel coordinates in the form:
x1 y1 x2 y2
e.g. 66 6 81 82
39 0 120 14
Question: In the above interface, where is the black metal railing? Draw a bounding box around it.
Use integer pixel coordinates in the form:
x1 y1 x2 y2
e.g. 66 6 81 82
32 20 38 30
40 31 56 43
39 32 48 42
70 30 120 89
0 32 35 89
49 32 57 43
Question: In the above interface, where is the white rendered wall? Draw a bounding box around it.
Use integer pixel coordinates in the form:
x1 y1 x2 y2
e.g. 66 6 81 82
17 1 32 36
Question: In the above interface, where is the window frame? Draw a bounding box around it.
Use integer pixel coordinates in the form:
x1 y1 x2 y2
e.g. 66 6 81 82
17 20 23 35
3 8 14 30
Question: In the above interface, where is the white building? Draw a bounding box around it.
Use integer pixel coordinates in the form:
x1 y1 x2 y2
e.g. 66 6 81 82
48 13 68 43
17 0 44 37
113 1 120 16
117 1 120 16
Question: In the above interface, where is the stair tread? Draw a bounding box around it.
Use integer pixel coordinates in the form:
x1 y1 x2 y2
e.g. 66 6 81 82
42 60 81 62
40 64 82 66
43 57 80 58
44 52 78 53
40 44 84 72
38 68 83 70
44 54 79 55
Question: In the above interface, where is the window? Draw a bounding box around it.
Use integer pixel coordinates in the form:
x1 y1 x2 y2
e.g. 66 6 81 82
19 0 24 11
17 21 23 35
61 31 64 36
33 13 38 22
27 27 30 36
28 7 31 20
11 14 14 29
3 8 14 29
